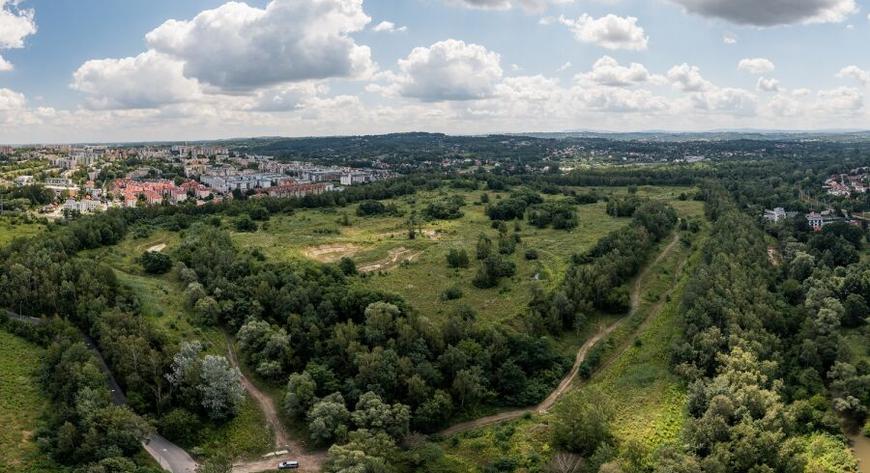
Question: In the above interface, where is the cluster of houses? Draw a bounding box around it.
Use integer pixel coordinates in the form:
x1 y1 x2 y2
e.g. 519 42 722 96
7 143 396 219
763 207 862 231
824 170 869 197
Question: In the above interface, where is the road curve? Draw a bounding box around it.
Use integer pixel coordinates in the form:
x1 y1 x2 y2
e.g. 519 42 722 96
3 311 198 473
438 232 682 437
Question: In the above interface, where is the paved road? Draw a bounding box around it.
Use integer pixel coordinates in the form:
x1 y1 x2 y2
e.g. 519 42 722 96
4 311 199 473
438 232 682 437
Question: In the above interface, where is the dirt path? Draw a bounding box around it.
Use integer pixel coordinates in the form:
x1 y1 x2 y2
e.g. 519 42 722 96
358 247 422 273
225 337 326 473
438 232 682 437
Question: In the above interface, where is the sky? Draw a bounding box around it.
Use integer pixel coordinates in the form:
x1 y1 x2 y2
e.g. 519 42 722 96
1 0 870 143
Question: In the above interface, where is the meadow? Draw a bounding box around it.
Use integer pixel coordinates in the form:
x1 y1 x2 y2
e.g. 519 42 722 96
0 330 62 473
230 185 701 326
435 211 707 472
0 216 44 248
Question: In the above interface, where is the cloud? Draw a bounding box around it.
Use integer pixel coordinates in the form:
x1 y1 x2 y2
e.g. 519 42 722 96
723 33 738 44
669 0 857 26
445 0 574 12
756 77 781 92
71 50 202 109
690 87 757 115
144 0 375 92
578 56 658 87
248 83 328 112
817 86 863 113
0 0 37 71
390 39 504 101
572 86 670 113
556 62 572 73
558 14 649 50
738 58 775 75
667 63 713 92
837 65 870 85
373 21 407 33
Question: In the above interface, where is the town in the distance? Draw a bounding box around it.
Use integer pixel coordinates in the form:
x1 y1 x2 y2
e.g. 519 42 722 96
2 144 393 218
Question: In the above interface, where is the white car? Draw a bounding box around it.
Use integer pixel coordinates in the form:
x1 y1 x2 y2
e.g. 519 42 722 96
277 461 299 470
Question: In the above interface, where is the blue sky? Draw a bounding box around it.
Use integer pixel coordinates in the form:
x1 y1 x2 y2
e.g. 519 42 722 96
1 0 869 143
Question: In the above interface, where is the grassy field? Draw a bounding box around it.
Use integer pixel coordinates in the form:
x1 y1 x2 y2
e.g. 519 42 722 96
0 216 44 248
230 185 702 325
0 330 62 473
436 219 707 472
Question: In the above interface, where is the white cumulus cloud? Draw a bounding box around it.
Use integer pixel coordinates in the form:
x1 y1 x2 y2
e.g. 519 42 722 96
71 50 202 109
0 0 37 71
738 58 775 75
756 77 781 92
391 39 504 102
578 56 657 87
445 0 574 12
558 14 649 50
144 0 375 92
373 21 407 33
837 65 870 85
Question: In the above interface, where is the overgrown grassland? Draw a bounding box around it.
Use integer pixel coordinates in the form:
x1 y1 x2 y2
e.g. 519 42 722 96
437 218 706 471
0 217 44 248
228 186 701 325
0 331 62 473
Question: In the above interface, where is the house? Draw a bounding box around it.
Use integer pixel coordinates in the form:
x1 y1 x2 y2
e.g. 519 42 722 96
806 211 840 231
764 208 787 223
14 175 34 186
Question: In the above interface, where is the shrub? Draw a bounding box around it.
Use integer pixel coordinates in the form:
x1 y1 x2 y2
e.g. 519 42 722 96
235 215 257 232
524 249 539 260
140 251 172 274
441 286 464 301
446 248 470 268
338 257 357 276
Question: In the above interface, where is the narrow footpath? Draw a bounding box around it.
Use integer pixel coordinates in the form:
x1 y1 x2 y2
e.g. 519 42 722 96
439 232 682 437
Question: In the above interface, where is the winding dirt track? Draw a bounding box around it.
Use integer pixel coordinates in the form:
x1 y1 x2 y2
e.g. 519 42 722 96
438 232 682 437
226 338 326 473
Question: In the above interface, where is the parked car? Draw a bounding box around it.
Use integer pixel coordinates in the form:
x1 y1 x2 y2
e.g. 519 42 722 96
277 461 299 470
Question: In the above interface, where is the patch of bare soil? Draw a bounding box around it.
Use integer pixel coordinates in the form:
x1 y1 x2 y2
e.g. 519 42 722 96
302 244 360 263
358 247 422 273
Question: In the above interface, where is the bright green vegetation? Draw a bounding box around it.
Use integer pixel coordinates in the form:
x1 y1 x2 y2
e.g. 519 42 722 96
0 331 61 473
437 222 705 471
231 186 701 325
0 217 44 248
583 230 703 452
196 396 274 460
799 433 860 472
843 327 870 366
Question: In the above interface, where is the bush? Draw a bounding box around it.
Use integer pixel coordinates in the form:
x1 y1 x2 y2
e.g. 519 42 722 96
338 257 357 276
446 248 470 269
140 251 173 274
235 215 257 232
159 408 201 446
524 249 539 260
441 286 464 301
473 256 516 289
